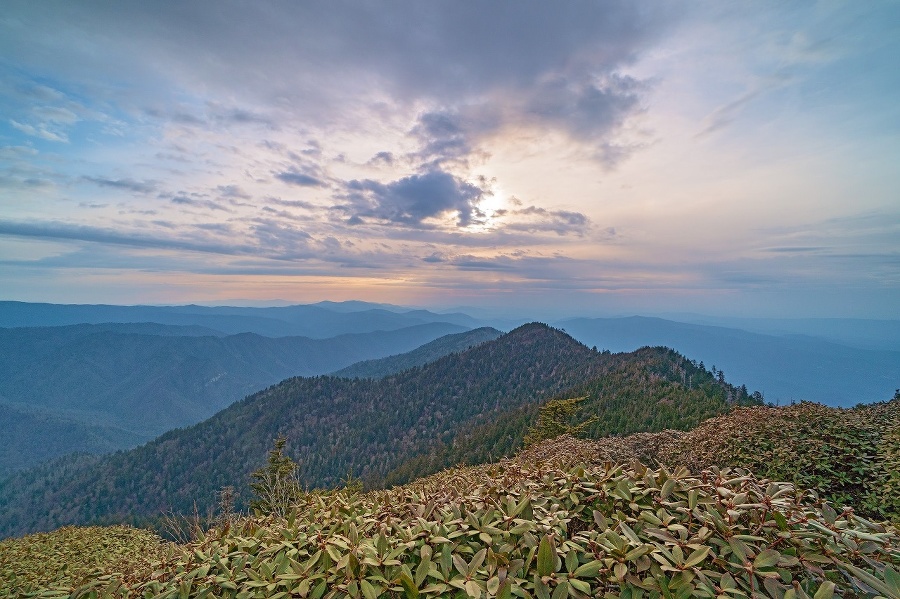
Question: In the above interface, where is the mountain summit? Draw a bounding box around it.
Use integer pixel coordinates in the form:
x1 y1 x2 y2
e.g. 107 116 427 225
0 323 753 537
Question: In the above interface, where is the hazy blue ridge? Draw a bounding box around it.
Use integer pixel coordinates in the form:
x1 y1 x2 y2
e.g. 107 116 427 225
0 301 490 338
557 316 900 407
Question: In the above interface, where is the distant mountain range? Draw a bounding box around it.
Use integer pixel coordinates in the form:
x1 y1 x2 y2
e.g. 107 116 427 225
0 300 897 482
0 301 483 338
557 316 900 406
0 321 468 475
0 323 756 537
330 327 502 378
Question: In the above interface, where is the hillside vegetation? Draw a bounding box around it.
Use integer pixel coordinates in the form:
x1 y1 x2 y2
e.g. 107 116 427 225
4 412 899 598
660 398 900 523
0 324 754 538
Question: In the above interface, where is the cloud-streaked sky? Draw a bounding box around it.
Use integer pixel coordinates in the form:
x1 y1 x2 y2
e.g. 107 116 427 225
1 1 898 317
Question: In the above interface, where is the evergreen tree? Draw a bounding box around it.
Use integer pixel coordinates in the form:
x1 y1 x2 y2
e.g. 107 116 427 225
249 436 302 518
524 396 597 446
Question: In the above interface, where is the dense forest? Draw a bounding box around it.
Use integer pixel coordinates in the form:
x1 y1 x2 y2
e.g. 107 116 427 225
0 323 757 538
0 321 466 472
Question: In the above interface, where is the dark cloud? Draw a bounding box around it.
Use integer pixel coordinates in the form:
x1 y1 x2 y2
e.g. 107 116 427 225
765 246 826 253
451 256 515 271
169 194 232 212
219 107 276 128
83 176 157 194
144 104 278 130
503 205 591 236
216 184 252 199
249 218 315 260
3 3 668 166
275 171 324 187
410 110 480 167
368 151 395 166
0 219 249 256
338 169 487 227
261 206 313 222
405 74 645 168
267 197 317 210
422 252 446 263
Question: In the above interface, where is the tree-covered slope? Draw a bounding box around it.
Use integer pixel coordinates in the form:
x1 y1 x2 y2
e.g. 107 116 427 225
331 327 502 379
382 348 754 485
0 322 466 472
0 402 144 478
0 324 752 538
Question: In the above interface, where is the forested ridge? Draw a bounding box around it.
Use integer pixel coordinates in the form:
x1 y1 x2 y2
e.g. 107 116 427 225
0 323 756 538
0 321 466 473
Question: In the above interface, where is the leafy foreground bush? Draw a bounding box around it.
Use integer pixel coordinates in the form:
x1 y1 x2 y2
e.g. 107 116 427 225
67 459 899 599
660 400 900 523
0 525 175 597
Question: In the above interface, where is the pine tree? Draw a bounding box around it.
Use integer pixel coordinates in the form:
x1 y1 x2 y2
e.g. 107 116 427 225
523 396 597 446
249 436 302 517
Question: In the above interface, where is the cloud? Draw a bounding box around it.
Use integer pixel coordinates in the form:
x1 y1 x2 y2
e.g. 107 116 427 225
275 171 324 187
338 169 487 227
0 219 249 256
407 74 647 168
216 184 252 199
410 110 484 167
764 246 826 254
168 194 232 212
0 146 38 160
367 151 395 166
84 176 157 194
451 256 516 271
422 252 446 263
267 197 317 210
32 106 78 124
9 119 68 142
503 205 592 236
527 74 646 138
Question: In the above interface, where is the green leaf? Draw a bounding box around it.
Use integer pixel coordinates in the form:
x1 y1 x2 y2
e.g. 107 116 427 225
753 549 780 569
360 579 379 599
537 535 556 577
885 566 900 596
813 581 835 599
551 581 569 599
534 575 551 599
569 578 591 595
572 560 604 578
772 511 788 531
400 573 420 599
683 547 710 568
454 554 470 577
311 580 327 599
469 548 487 576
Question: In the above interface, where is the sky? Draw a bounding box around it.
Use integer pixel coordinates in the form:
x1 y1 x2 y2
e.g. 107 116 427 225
1 1 898 318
